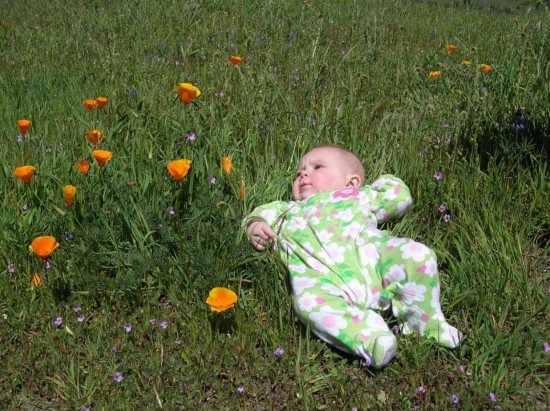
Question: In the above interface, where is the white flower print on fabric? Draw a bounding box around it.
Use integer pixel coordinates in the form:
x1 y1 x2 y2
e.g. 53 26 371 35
430 284 442 310
341 279 367 305
400 241 431 262
297 292 324 312
309 305 348 337
320 282 346 298
375 208 389 221
333 208 354 222
305 256 330 274
288 263 307 274
397 197 412 215
315 228 334 243
359 243 379 268
288 215 308 232
348 305 366 325
416 257 437 277
383 187 398 202
399 305 429 322
383 264 407 286
342 221 365 240
363 310 391 332
324 242 347 264
257 209 280 225
292 276 317 295
397 282 426 304
401 315 427 335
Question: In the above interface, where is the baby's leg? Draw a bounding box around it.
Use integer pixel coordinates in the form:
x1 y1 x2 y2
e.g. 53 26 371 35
378 238 461 348
292 281 397 368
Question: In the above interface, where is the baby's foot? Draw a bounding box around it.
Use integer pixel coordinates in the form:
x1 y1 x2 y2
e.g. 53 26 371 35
401 313 462 348
371 333 398 368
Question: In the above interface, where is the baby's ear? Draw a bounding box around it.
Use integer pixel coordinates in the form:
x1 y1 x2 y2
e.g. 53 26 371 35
346 174 361 188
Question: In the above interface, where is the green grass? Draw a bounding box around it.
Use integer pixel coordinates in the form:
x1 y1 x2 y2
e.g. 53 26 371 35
1 0 548 409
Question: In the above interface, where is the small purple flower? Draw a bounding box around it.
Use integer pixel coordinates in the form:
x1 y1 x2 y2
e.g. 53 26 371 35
160 321 168 329
22 204 28 210
77 315 85 323
187 132 196 141
113 372 123 382
459 365 466 373
418 386 426 394
438 204 446 213
73 305 81 313
445 137 451 145
124 323 132 333
111 346 118 353
311 119 317 126
175 340 182 345
157 223 163 229
46 146 53 153
81 407 90 411
543 342 550 352
489 392 497 403
149 318 156 325
168 206 175 215
352 408 358 411
433 172 444 181
219 91 225 97
237 386 244 394
7 263 15 273
391 325 400 334
444 214 451 223
451 395 459 404
273 347 284 357
17 135 23 142
417 152 424 158
54 317 63 326
209 177 216 184
45 260 52 270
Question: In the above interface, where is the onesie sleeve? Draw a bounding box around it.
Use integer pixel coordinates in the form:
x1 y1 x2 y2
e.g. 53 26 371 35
242 200 291 233
367 174 412 224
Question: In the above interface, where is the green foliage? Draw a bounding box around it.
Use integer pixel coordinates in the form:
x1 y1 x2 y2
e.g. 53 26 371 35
0 0 548 409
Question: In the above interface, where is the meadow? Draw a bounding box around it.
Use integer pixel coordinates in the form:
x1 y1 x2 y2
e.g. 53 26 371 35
1 0 548 409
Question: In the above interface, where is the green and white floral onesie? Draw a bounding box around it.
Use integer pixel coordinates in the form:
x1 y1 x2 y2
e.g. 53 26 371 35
245 175 461 368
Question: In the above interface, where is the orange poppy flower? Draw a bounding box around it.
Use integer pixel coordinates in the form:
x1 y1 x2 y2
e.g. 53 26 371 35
429 71 442 79
86 129 103 145
63 185 77 207
92 150 112 167
222 156 232 175
83 99 98 112
174 83 201 104
444 44 458 54
461 60 472 65
14 165 36 184
230 55 242 66
95 97 108 109
481 64 492 75
239 177 245 198
30 274 42 290
206 287 238 313
77 160 90 173
17 119 32 134
31 236 59 260
167 159 192 181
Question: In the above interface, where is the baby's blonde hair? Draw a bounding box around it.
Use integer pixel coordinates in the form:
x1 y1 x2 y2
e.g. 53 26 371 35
311 144 366 185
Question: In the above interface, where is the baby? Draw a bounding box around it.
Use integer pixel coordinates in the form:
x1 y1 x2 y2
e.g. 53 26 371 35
244 144 461 368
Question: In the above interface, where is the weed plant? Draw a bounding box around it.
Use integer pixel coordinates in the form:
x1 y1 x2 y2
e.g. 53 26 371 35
0 0 548 409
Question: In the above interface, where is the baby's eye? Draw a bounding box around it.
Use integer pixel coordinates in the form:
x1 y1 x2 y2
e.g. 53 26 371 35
314 164 323 170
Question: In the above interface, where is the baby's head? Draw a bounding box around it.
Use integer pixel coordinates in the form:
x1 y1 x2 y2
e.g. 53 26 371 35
292 144 365 201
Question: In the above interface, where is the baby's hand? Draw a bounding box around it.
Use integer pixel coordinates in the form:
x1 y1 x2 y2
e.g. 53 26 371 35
246 221 276 251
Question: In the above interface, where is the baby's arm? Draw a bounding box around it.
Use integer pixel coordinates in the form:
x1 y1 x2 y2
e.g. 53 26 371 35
243 200 290 252
368 175 412 224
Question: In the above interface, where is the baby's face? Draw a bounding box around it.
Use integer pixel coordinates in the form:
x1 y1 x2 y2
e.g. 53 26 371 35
292 147 351 201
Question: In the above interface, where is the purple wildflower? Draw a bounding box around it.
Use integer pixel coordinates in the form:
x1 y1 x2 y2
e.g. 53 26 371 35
45 261 51 270
54 317 63 326
160 321 168 329
210 177 216 184
543 342 550 352
187 132 196 141
311 119 317 126
113 372 123 382
17 135 23 142
175 340 182 345
489 392 497 403
111 347 118 353
433 172 444 181
438 204 446 213
444 214 451 223
273 347 284 357
418 386 426 394
168 206 175 215
149 318 156 325
451 395 459 404
7 263 15 273
124 323 132 333
77 315 85 323
81 407 90 411
237 386 244 394
73 305 81 313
